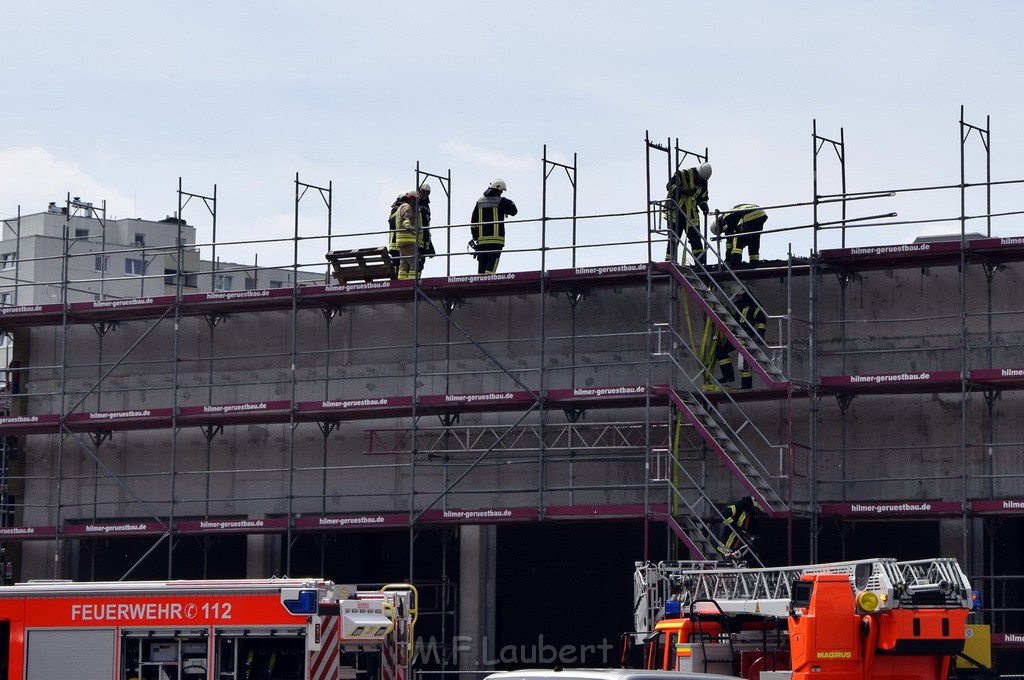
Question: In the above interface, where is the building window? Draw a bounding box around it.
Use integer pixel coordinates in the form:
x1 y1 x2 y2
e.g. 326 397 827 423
0 292 10 306
75 228 89 238
125 259 145 276
1 253 15 270
95 256 109 273
269 280 284 289
165 269 198 288
244 277 257 290
133 233 146 247
214 275 233 291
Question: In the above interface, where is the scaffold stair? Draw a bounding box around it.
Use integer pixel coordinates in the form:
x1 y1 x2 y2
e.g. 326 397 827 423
648 449 750 563
633 557 973 633
659 512 722 563
655 386 786 517
667 265 788 388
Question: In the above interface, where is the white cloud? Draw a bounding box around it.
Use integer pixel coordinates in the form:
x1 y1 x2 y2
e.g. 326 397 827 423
438 141 534 175
0 147 134 220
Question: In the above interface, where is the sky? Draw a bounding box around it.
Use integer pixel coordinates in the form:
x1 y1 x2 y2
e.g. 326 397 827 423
1 1 1022 276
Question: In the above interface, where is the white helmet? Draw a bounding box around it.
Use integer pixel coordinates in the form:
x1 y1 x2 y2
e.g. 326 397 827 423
711 214 724 235
489 178 507 191
729 283 744 299
419 183 431 194
697 162 713 180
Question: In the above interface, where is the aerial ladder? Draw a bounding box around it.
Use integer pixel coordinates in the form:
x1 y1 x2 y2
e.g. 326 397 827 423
628 558 975 680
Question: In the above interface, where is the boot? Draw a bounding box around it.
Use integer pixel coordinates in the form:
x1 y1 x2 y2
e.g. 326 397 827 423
720 363 735 384
741 375 753 389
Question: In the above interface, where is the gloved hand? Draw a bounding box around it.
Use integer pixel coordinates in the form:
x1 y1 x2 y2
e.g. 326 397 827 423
468 239 478 251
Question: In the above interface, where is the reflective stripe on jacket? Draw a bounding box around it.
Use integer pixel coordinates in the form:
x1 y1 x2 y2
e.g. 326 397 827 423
666 168 709 227
735 203 767 227
391 202 423 246
472 194 506 246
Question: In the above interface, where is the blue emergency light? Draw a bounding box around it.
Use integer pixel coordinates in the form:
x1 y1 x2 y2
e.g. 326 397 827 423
665 600 682 618
283 589 319 614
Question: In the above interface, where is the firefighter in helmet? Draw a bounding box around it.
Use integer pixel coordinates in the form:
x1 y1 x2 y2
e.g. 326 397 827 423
717 495 764 560
713 203 767 266
389 190 426 279
703 283 768 390
469 179 518 275
665 162 711 265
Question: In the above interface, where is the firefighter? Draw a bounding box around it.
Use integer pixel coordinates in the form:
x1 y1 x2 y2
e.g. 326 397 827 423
390 191 425 279
703 320 736 390
386 193 404 273
703 284 767 390
418 183 436 270
716 495 763 560
470 179 518 275
387 184 434 276
732 284 768 389
714 203 767 266
665 162 711 265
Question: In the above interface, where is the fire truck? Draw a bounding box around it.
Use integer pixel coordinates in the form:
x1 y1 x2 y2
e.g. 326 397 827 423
0 577 416 680
627 558 978 680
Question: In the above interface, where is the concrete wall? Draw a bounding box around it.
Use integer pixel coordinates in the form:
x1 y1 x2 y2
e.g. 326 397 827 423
13 258 1024 575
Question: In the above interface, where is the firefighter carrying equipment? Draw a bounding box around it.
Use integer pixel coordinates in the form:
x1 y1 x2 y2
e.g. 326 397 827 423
665 166 710 265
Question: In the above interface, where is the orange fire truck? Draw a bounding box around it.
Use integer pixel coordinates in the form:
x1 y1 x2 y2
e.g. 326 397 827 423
0 577 415 680
628 558 977 680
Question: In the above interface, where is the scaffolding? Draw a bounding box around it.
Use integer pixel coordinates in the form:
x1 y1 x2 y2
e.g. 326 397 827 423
2 109 1024 668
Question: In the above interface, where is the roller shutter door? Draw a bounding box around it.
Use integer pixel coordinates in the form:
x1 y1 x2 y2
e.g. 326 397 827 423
26 628 115 679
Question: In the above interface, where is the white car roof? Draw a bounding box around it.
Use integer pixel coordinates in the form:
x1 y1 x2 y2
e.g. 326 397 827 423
485 670 742 680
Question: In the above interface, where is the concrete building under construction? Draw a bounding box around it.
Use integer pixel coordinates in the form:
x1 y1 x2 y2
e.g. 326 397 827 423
2 113 1024 673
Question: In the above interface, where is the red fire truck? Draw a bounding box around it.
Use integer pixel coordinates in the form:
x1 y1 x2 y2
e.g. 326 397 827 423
629 558 977 680
0 578 415 680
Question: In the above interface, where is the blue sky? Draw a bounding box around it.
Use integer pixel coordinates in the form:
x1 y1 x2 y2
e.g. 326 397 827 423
2 1 1022 275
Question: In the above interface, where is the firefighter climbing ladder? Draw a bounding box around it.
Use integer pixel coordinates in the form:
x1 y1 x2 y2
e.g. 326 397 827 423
643 132 796 568
633 557 974 634
667 266 787 388
648 302 789 563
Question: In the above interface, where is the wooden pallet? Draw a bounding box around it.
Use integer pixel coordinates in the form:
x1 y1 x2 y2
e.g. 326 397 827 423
325 247 396 284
